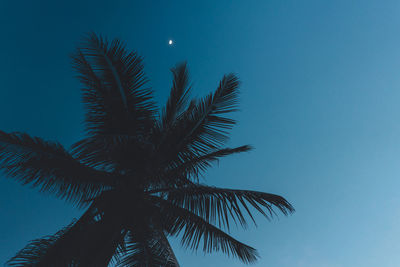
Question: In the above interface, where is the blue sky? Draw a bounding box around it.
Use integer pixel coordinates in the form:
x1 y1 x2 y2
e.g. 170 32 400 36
1 0 400 266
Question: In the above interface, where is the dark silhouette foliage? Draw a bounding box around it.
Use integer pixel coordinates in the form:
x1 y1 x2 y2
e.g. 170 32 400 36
4 33 294 266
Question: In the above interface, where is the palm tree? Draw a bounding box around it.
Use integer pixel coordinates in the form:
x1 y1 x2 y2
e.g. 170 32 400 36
4 33 294 267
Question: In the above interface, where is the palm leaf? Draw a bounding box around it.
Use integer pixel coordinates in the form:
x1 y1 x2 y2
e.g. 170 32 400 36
169 145 252 181
153 197 259 264
160 185 294 229
154 74 241 182
146 146 252 190
148 74 240 190
6 204 96 267
0 131 113 205
6 222 78 267
160 62 191 130
7 201 126 267
71 33 156 138
177 73 240 154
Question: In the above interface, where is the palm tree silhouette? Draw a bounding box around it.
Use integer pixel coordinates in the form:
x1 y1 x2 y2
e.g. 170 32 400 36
4 33 294 266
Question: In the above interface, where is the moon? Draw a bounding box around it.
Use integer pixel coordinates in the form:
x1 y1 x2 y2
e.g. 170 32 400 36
168 40 173 45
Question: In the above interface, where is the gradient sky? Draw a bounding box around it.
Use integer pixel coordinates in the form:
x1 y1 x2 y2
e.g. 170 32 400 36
1 1 400 266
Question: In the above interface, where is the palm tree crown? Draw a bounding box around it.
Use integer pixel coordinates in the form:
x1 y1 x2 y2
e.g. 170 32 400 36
4 33 294 267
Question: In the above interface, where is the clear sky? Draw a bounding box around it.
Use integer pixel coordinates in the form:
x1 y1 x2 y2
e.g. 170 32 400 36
1 0 400 266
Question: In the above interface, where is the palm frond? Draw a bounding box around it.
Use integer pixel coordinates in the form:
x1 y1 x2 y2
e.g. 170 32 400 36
154 74 241 181
148 74 241 191
6 203 98 267
7 199 127 267
71 33 156 138
145 146 251 190
154 197 259 264
159 185 294 230
6 222 78 267
0 131 113 205
171 145 252 182
177 73 240 154
161 62 191 129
